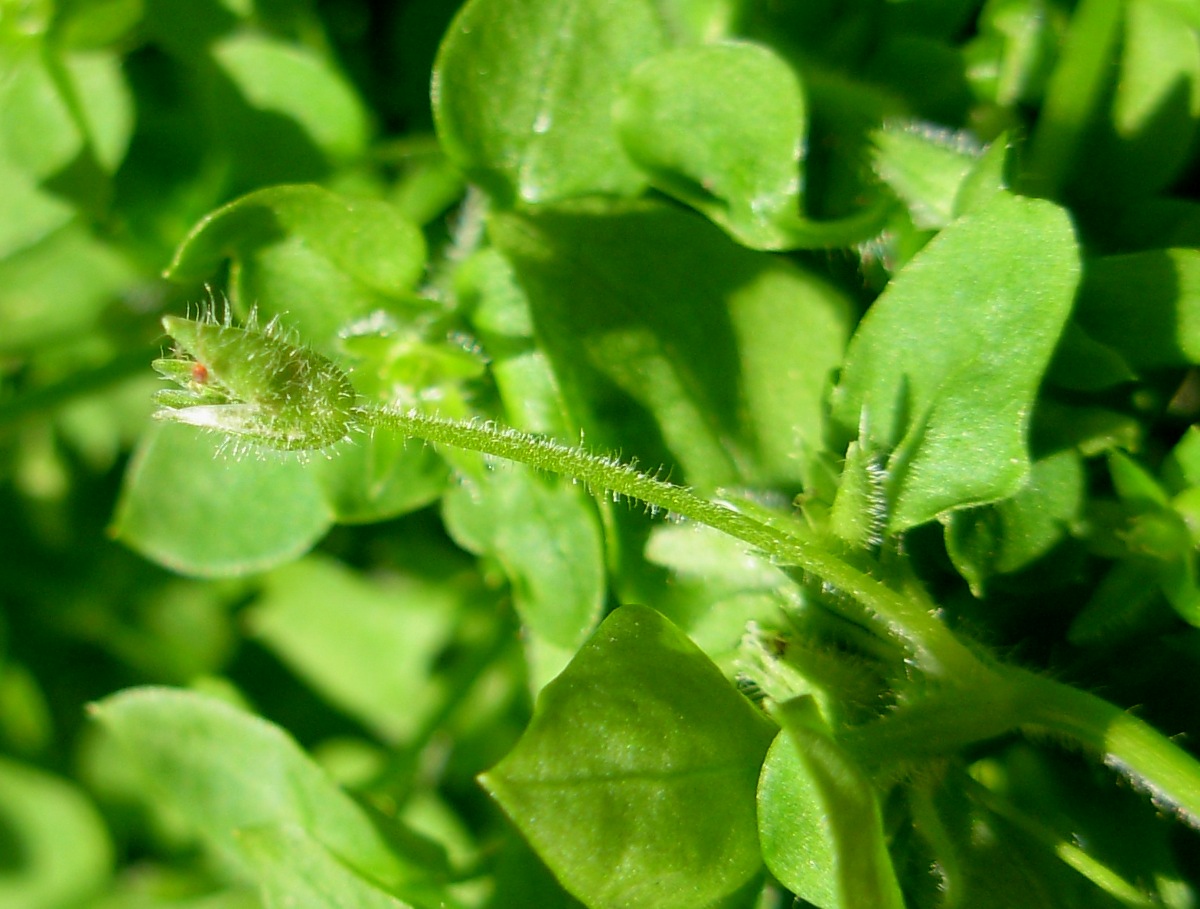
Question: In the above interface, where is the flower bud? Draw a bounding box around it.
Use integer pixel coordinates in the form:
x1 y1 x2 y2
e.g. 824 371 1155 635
153 312 356 451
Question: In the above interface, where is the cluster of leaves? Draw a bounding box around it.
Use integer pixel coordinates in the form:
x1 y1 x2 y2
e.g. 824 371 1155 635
5 0 1200 907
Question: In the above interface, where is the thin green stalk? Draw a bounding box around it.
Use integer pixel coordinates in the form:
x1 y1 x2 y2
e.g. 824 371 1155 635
359 406 982 677
1014 668 1200 828
839 662 1200 830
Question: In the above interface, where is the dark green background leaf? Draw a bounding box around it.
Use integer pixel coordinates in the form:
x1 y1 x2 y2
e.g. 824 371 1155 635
491 198 853 490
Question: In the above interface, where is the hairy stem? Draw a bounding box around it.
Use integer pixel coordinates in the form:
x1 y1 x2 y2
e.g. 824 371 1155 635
360 406 981 676
1014 667 1200 828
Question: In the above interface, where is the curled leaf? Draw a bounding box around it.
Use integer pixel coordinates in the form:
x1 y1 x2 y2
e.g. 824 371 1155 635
153 310 356 452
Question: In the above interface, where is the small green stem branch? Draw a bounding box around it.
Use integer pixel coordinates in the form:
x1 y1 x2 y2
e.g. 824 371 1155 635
1013 668 1200 827
361 406 980 676
843 661 1200 829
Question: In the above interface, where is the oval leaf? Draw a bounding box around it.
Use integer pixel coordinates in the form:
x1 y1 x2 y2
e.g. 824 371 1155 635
614 42 805 248
480 605 776 909
442 463 605 650
830 190 1080 533
89 687 446 891
111 422 332 578
0 757 112 909
165 184 426 346
432 0 663 204
758 725 904 909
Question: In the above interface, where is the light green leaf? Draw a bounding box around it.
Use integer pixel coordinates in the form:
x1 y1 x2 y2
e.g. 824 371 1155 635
63 49 134 172
652 0 737 43
247 555 464 745
237 824 416 909
52 0 144 49
442 462 605 650
1163 425 1200 493
111 422 333 578
0 44 81 178
315 425 448 524
491 198 853 490
0 157 74 259
480 605 776 909
830 190 1080 532
211 32 369 162
616 42 891 248
757 707 904 909
165 184 426 348
90 687 448 892
871 120 980 230
829 439 889 549
1109 450 1169 508
432 0 663 204
614 42 804 248
0 757 112 909
963 0 1061 109
0 224 138 350
1022 0 1123 200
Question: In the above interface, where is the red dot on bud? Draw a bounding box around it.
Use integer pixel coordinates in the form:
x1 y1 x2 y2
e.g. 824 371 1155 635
192 362 209 383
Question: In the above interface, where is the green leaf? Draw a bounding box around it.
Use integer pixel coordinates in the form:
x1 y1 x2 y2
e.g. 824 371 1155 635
757 706 905 909
246 555 465 745
1022 0 1123 200
652 0 737 44
432 0 664 205
442 462 605 650
963 0 1060 109
1108 450 1169 508
0 757 112 909
0 223 135 349
830 190 1080 532
1084 0 1200 203
314 425 448 524
237 824 417 909
1027 0 1200 205
480 605 776 909
490 198 853 489
0 44 81 179
615 41 893 248
111 422 333 578
1075 249 1200 369
165 184 426 347
945 448 1086 594
1069 558 1168 646
1162 425 1200 493
90 687 448 892
62 49 135 172
871 120 980 230
614 42 806 248
210 33 369 163
829 439 889 549
52 0 144 49
0 157 74 259
1045 320 1138 391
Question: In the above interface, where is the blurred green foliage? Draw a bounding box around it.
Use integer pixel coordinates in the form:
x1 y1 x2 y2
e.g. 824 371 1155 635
4 0 1200 907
